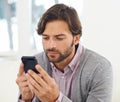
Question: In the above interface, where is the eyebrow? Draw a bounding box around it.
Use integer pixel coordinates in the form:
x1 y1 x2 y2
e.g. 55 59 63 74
42 33 66 37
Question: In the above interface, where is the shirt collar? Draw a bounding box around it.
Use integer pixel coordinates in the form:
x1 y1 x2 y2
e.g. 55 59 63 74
68 43 83 71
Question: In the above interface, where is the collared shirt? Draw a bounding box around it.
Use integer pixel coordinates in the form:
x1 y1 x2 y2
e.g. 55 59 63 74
18 44 83 102
51 44 83 102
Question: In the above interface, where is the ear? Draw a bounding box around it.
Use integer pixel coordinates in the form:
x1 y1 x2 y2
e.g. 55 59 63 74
74 35 80 45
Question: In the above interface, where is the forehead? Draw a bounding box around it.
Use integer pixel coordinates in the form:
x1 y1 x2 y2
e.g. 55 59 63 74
43 20 72 36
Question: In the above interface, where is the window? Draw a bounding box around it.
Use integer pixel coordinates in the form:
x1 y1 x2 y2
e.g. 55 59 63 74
0 0 18 52
0 0 83 56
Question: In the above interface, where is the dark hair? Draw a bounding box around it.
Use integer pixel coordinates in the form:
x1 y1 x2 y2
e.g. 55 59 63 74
37 3 82 36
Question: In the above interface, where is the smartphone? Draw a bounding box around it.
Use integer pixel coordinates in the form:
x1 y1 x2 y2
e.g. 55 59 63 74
21 56 39 73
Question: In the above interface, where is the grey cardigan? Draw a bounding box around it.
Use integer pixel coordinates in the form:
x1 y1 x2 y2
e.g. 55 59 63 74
35 47 113 102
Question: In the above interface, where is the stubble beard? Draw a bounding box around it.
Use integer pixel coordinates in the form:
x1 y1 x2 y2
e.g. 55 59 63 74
44 41 74 63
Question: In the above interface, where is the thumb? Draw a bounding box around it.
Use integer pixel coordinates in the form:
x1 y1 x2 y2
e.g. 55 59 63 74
18 63 24 76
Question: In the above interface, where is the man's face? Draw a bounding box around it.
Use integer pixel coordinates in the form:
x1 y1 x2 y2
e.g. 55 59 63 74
42 20 79 63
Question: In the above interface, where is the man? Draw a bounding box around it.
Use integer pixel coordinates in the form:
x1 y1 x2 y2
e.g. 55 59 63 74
16 3 113 102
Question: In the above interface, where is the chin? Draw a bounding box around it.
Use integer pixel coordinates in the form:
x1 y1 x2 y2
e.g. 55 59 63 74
49 58 60 63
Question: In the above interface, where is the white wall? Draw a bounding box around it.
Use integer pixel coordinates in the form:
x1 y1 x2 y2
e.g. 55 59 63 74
0 58 19 102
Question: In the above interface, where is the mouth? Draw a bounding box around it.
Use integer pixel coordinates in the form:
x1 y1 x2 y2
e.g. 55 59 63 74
47 51 58 56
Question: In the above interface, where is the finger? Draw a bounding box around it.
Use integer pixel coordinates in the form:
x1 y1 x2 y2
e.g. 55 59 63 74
18 80 30 93
16 74 27 82
28 79 39 93
18 63 25 76
36 65 52 84
26 72 42 92
19 80 29 87
27 70 47 88
22 86 31 93
21 83 31 90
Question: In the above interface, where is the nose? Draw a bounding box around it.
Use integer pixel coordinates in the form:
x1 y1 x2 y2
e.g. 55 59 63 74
48 39 56 49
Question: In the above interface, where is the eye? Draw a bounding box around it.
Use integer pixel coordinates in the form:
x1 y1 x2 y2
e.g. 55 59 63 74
56 37 64 40
42 36 49 40
56 36 66 40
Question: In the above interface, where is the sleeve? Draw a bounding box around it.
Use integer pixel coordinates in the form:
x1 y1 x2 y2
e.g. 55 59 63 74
61 96 72 102
86 62 113 102
55 92 72 102
17 95 36 102
55 92 64 102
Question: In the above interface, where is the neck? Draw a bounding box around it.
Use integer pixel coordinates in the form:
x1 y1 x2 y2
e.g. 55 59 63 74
54 48 75 72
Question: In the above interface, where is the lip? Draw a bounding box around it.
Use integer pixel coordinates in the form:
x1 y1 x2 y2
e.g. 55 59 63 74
47 51 58 55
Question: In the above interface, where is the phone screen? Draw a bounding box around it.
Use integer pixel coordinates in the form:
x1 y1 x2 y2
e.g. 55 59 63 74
21 56 38 73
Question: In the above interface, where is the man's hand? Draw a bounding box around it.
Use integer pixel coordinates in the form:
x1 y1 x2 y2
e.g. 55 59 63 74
16 63 34 101
26 65 60 102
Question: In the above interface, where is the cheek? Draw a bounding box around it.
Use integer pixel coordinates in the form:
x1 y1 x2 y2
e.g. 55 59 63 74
57 41 70 49
59 41 72 50
65 39 74 46
58 40 73 51
42 40 48 49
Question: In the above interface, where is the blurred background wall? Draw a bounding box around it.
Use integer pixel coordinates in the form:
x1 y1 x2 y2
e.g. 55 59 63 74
0 0 120 101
